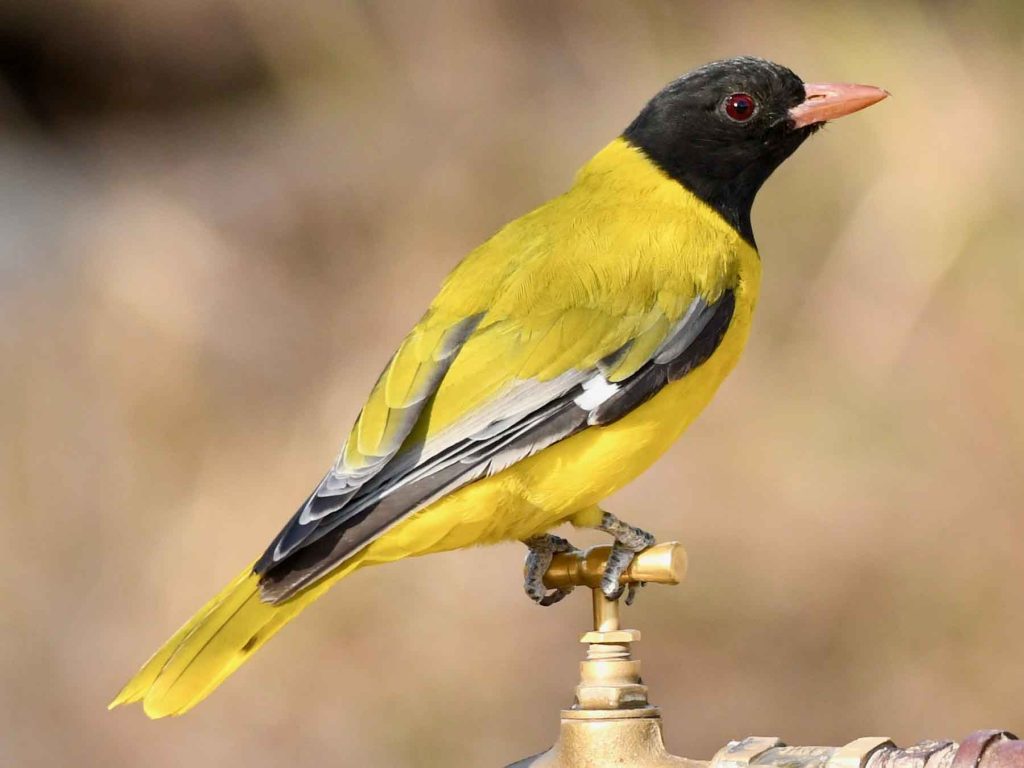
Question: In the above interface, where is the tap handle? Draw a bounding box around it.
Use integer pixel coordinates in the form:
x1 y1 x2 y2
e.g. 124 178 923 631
541 541 687 591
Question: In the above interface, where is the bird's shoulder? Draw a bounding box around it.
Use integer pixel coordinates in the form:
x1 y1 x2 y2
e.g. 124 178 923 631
433 138 751 324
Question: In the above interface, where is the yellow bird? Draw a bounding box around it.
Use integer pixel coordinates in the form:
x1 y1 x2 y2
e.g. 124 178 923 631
111 57 886 718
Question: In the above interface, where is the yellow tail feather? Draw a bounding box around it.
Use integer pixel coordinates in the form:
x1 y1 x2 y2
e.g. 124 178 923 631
110 558 361 718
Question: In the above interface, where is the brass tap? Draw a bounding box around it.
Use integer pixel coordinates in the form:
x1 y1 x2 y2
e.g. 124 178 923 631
511 542 692 767
542 542 687 594
507 544 1024 768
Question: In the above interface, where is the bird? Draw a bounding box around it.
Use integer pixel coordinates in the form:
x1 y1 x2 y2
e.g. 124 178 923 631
110 57 886 718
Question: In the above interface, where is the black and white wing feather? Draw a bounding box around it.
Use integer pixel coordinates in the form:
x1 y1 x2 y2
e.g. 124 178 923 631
255 290 735 603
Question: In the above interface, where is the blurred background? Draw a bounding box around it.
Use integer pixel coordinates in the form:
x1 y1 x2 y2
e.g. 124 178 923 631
2 1 1022 765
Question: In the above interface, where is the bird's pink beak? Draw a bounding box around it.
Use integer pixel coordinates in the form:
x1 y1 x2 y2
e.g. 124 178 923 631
788 82 889 128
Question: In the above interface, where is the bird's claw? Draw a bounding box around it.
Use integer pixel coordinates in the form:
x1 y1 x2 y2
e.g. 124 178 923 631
624 581 647 606
523 518 655 606
523 534 582 607
599 543 635 599
537 587 573 606
598 514 656 603
600 581 645 605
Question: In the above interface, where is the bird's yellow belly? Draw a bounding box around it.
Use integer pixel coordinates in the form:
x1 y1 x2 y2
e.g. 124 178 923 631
359 292 755 566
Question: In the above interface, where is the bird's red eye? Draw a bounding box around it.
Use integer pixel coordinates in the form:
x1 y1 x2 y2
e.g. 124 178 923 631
724 92 756 121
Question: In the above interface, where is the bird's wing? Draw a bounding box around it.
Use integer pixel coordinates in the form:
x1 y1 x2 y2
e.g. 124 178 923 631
255 279 736 603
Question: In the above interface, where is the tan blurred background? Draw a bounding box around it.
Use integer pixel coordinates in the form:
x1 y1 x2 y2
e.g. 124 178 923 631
2 1 1022 765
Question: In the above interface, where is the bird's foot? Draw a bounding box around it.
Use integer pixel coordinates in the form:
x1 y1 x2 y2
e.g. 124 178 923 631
523 534 582 606
598 511 656 603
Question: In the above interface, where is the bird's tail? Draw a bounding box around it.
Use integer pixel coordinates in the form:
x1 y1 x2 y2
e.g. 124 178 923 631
109 557 360 718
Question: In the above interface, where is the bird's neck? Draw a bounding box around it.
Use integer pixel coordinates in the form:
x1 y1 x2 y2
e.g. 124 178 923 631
574 139 755 251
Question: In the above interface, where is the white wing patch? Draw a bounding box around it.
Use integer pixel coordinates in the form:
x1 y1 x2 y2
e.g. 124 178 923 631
573 373 620 410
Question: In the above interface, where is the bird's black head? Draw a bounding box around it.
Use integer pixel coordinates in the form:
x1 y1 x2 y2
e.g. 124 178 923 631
623 57 886 245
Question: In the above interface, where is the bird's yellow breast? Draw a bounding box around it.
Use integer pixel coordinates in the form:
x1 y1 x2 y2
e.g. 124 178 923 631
359 141 762 566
